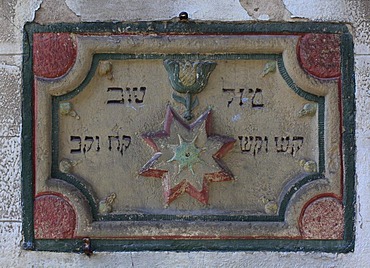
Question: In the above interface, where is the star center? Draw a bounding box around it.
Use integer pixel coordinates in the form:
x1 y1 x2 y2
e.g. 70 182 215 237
168 134 203 175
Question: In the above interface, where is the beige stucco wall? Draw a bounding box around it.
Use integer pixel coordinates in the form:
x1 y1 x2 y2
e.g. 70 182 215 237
0 0 369 266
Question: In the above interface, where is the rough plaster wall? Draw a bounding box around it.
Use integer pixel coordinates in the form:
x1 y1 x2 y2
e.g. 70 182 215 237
0 0 370 266
63 0 251 21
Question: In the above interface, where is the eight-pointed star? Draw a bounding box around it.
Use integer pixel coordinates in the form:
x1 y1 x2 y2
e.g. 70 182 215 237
140 106 235 205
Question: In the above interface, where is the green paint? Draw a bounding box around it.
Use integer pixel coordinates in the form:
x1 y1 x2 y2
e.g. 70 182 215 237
277 57 326 173
21 26 35 250
340 32 356 247
35 237 353 253
168 134 203 175
22 21 355 253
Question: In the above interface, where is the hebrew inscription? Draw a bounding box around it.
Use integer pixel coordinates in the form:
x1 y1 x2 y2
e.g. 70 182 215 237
56 57 319 213
26 23 354 252
223 88 264 108
238 135 304 156
69 135 131 155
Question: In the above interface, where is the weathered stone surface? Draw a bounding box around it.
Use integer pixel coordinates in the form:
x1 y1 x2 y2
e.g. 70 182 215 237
0 137 21 221
344 0 370 54
64 0 251 21
0 222 21 266
34 0 80 24
0 0 17 44
284 0 350 21
0 0 42 54
240 0 292 21
355 56 370 137
0 61 21 136
0 0 367 266
354 21 370 55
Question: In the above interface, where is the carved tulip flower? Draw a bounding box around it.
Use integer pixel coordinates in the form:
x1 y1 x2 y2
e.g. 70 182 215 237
164 60 216 120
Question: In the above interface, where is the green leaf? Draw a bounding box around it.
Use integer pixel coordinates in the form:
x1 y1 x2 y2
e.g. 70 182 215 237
172 93 186 105
191 96 199 109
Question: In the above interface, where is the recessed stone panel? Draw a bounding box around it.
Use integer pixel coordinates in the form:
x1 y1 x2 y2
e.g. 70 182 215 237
22 22 355 252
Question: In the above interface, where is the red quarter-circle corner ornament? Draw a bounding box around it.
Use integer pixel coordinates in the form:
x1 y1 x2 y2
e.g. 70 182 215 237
33 33 77 79
34 193 77 239
299 195 344 239
298 33 341 79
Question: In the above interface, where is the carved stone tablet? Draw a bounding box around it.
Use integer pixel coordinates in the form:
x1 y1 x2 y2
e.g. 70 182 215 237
22 21 355 252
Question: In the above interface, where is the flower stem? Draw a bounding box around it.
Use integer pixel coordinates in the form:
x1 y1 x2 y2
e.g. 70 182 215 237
185 92 193 120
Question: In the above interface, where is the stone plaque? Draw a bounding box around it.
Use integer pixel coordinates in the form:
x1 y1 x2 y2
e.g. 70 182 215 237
22 21 355 252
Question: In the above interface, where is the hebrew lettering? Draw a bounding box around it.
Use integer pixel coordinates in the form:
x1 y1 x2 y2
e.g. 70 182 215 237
239 135 304 156
238 136 268 156
70 136 82 153
223 88 264 108
70 135 131 155
275 136 304 156
108 135 132 155
107 87 146 105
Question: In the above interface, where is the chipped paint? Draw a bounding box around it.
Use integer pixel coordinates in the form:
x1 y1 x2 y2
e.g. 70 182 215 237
298 103 317 117
98 193 116 214
299 159 318 173
231 114 241 122
98 61 113 80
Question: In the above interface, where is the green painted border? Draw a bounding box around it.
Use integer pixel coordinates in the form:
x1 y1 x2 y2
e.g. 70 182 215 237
22 21 355 252
34 238 353 253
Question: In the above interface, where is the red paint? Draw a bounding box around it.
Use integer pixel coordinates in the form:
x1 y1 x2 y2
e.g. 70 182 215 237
298 33 341 79
34 194 76 239
299 195 344 239
33 33 77 79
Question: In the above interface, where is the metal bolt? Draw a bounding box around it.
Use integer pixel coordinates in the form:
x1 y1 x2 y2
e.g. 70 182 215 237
82 238 93 256
179 12 189 21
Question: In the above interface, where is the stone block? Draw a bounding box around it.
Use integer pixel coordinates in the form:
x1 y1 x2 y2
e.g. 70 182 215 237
0 0 43 54
34 0 80 24
64 0 250 21
22 22 355 252
0 0 17 44
355 56 370 137
0 222 21 266
0 137 21 221
284 0 350 21
0 61 21 136
354 21 370 55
